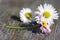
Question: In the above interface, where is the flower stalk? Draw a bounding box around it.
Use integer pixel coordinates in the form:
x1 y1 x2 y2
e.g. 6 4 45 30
6 26 27 30
5 26 37 30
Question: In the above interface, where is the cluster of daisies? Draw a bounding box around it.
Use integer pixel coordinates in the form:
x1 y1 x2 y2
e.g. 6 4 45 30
19 3 59 35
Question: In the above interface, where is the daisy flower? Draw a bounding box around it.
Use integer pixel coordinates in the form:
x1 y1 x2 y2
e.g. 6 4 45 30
35 15 51 34
40 20 51 35
20 8 32 23
40 25 51 35
35 3 59 25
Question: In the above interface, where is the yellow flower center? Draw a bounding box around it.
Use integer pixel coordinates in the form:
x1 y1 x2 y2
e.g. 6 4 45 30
42 21 47 28
43 11 50 18
25 12 31 19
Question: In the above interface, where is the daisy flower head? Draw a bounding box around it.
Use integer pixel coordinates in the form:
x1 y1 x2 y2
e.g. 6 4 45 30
41 19 51 33
40 19 51 35
35 15 51 35
40 25 51 35
35 3 59 25
20 8 32 23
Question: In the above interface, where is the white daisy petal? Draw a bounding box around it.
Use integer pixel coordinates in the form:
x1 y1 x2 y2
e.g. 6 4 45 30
44 3 47 10
38 5 44 12
35 11 40 15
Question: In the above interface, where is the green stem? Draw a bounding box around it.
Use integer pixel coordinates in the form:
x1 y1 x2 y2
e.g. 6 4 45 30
6 26 27 30
5 26 38 30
